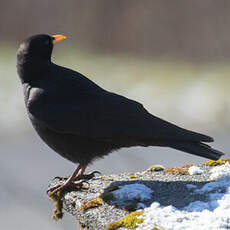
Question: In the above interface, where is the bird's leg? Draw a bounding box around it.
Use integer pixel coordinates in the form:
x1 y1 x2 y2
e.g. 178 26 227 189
48 164 101 195
71 164 101 180
79 170 101 180
48 164 83 195
75 167 102 180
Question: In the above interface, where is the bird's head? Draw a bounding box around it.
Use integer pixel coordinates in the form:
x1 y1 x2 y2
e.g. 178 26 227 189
17 34 67 63
17 34 66 82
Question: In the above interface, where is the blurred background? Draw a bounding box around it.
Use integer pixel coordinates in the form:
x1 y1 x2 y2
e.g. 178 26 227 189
0 0 230 229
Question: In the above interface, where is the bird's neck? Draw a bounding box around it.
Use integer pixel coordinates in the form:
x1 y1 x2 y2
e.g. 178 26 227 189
17 57 52 84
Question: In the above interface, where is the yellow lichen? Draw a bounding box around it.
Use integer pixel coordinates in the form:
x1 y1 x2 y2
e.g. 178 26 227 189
146 165 165 172
129 174 138 179
204 158 230 166
77 221 88 230
48 191 64 221
106 210 144 230
101 176 114 181
78 184 90 189
80 197 103 210
164 164 193 175
48 182 90 220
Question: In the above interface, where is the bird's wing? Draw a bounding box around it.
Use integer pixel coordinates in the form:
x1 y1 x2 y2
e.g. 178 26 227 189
28 89 213 143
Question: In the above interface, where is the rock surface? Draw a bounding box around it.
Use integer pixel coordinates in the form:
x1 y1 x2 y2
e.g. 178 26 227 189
48 161 230 230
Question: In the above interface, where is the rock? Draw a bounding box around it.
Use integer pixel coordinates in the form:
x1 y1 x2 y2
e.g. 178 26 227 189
47 162 230 230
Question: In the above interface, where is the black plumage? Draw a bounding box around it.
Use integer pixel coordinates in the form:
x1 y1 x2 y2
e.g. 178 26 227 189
17 34 224 194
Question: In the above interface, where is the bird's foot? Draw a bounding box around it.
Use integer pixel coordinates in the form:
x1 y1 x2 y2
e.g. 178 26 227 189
47 179 87 196
76 170 101 180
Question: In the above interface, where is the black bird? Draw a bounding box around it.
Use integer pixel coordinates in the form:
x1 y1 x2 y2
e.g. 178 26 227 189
17 34 224 194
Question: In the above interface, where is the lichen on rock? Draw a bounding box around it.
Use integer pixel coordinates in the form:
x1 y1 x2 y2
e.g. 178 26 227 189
106 210 144 230
204 158 230 166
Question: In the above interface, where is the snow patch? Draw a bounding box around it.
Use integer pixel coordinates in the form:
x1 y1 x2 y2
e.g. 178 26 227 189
186 184 197 190
188 166 204 175
112 183 152 202
210 162 230 180
137 163 230 230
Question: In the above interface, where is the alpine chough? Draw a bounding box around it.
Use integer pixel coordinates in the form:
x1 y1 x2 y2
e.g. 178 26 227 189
16 34 224 194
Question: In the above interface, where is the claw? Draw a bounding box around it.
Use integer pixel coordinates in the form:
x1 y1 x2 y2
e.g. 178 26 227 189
47 165 98 196
77 171 102 180
46 185 58 195
47 184 61 194
52 176 68 181
78 180 90 186
47 179 90 195
73 180 86 189
91 170 102 176
48 176 69 194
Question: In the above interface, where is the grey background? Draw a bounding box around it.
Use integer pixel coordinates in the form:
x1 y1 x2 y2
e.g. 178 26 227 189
0 1 230 229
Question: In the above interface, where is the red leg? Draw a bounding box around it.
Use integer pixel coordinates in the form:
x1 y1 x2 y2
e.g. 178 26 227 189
48 164 83 195
78 165 87 177
48 164 100 195
74 165 101 180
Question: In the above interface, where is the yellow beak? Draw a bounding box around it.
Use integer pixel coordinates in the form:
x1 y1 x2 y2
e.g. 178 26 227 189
52 34 67 44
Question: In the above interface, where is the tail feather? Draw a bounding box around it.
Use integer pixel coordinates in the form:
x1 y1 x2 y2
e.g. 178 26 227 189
169 142 224 160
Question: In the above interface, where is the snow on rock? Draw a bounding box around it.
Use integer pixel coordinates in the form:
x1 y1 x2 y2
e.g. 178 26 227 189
210 162 230 180
188 166 204 175
186 184 197 190
112 183 152 202
137 163 230 230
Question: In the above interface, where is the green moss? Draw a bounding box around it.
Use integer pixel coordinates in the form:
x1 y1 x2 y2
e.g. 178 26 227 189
106 210 144 230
